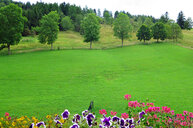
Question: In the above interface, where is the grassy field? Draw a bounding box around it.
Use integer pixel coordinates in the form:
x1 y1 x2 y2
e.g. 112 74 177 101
0 43 192 118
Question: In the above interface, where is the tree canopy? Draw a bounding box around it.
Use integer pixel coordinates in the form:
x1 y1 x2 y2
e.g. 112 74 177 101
60 16 74 31
137 25 152 43
81 13 100 49
0 3 25 54
37 11 59 50
113 12 132 47
151 22 167 42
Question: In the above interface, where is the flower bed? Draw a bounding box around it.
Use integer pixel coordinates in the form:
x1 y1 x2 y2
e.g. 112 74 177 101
0 95 192 128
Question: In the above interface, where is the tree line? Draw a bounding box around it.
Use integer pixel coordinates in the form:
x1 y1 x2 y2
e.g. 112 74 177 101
0 0 192 54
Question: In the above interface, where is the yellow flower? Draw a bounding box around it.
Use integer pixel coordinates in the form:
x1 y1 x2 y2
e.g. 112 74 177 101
60 118 65 123
0 122 2 126
12 122 16 126
54 114 58 117
1 117 4 120
46 115 51 119
48 120 53 124
23 121 27 124
6 121 9 125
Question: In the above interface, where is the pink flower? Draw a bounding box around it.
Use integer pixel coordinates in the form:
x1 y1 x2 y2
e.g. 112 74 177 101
189 112 193 118
183 111 188 116
168 118 172 122
121 113 129 119
171 110 175 115
146 103 150 106
150 103 154 106
181 116 185 121
153 114 157 119
8 117 11 120
5 112 9 117
99 109 107 115
124 94 131 100
181 121 187 126
110 111 117 116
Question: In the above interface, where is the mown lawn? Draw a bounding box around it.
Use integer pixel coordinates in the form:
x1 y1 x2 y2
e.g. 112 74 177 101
0 43 192 118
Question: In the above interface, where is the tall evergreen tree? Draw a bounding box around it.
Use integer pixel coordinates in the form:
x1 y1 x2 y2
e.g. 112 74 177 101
177 11 186 29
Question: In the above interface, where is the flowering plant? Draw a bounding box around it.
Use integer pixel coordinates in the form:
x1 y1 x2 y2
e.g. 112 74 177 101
0 94 192 128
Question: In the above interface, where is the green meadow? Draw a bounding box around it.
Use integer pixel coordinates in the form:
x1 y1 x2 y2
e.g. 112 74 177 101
0 41 193 118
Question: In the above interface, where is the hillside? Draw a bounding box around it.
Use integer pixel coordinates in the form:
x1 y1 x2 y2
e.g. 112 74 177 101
1 25 192 55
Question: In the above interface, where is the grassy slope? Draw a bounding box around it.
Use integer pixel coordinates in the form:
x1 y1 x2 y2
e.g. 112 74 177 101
179 30 193 48
0 25 138 55
0 43 192 118
0 25 192 55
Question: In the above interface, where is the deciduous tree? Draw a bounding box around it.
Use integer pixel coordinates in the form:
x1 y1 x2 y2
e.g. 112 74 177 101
113 13 132 47
81 13 100 49
60 16 74 31
137 25 152 43
37 11 59 50
0 4 25 54
151 22 167 42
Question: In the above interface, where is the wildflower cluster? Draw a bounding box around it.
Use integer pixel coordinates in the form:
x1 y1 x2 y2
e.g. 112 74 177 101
0 94 192 128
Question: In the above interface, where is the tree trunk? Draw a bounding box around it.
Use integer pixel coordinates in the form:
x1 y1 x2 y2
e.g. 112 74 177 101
122 37 123 48
51 43 53 50
8 44 11 55
90 41 92 49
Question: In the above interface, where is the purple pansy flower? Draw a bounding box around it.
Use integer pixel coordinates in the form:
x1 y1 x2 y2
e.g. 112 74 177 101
126 118 135 128
72 114 81 123
137 120 140 125
120 119 125 127
139 111 145 119
70 123 80 128
86 113 95 127
82 110 88 118
99 124 103 128
55 115 60 120
29 123 34 128
61 109 70 119
112 116 119 124
36 122 46 128
101 116 111 127
54 120 63 125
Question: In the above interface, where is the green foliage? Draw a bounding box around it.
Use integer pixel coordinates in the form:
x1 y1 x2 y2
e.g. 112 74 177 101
60 16 74 31
81 13 100 49
144 18 154 28
184 17 193 30
113 13 132 47
151 22 167 42
0 3 25 54
159 12 169 23
171 23 183 41
103 10 113 25
74 14 83 32
37 11 59 50
137 25 152 42
165 22 183 42
177 11 186 29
